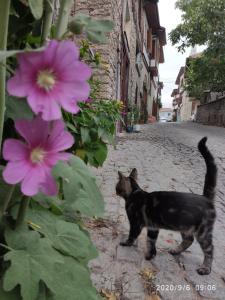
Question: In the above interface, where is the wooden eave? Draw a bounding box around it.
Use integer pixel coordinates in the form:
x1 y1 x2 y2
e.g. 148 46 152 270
175 67 185 85
143 0 167 46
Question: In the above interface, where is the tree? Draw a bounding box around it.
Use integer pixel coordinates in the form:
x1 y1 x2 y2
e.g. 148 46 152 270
169 0 225 101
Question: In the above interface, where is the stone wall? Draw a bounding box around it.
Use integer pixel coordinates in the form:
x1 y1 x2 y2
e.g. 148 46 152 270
196 97 225 127
75 0 123 100
74 0 151 107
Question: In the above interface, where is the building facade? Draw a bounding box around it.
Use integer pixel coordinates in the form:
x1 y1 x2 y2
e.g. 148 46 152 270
74 0 166 125
172 62 200 122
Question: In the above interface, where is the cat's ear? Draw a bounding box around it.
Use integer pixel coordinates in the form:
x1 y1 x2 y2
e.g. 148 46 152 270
129 168 138 180
118 171 124 180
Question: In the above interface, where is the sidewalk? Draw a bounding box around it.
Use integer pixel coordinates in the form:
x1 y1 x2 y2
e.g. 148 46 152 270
88 123 225 300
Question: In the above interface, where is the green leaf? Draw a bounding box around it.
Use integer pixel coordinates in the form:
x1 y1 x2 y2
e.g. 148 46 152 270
86 31 109 44
3 226 63 300
0 280 20 300
46 257 102 300
68 13 113 44
98 127 114 144
87 142 108 167
5 95 34 121
66 122 78 133
87 20 114 33
28 0 44 19
81 127 91 144
68 14 91 34
53 156 104 217
26 204 98 262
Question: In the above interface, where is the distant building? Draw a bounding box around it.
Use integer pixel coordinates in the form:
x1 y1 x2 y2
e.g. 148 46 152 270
159 108 173 122
172 58 200 122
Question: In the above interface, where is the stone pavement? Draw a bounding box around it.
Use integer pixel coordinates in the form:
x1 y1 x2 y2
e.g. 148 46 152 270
88 122 225 300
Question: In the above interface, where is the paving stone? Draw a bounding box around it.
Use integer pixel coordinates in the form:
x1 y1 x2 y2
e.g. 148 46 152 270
88 122 225 300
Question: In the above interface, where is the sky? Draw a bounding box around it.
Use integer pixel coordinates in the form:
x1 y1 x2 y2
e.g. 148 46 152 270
158 0 190 108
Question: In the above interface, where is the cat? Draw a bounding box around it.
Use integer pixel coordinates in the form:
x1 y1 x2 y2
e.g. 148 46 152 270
116 137 217 275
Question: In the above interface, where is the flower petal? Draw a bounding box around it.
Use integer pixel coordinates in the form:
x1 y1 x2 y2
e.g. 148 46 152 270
61 99 81 114
46 120 74 152
55 80 90 101
21 165 46 196
43 40 58 66
15 116 49 147
3 139 29 161
44 152 72 167
39 95 62 121
54 40 79 68
40 171 58 196
59 61 92 82
7 71 33 98
3 161 31 184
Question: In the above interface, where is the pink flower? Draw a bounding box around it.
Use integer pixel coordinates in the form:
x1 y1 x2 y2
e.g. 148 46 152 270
2 116 74 196
7 40 92 121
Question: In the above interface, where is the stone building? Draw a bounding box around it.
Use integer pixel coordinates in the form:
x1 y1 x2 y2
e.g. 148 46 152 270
74 0 166 124
172 62 200 122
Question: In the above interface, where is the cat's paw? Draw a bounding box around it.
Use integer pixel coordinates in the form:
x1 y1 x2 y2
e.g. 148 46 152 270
169 248 181 255
145 249 156 260
120 240 133 247
196 266 211 275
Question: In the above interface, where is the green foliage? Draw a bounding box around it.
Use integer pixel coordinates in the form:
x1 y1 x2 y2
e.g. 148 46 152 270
3 219 101 300
8 1 42 50
3 226 63 300
64 100 122 167
169 0 225 52
5 95 34 121
169 0 225 99
53 156 104 216
127 104 140 126
28 0 44 20
185 54 225 101
68 13 114 44
0 1 116 299
0 154 104 299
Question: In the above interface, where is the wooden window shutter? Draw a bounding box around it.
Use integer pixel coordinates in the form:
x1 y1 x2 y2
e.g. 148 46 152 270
152 39 156 59
147 29 152 54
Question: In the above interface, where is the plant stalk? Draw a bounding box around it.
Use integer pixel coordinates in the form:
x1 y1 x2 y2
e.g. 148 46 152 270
0 0 11 153
16 196 30 228
0 185 15 219
41 0 54 44
55 0 73 39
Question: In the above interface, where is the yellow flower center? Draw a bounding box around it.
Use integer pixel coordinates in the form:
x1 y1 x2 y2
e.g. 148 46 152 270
30 147 45 164
37 70 56 91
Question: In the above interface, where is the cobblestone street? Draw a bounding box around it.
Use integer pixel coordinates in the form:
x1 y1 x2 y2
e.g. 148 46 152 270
89 122 225 300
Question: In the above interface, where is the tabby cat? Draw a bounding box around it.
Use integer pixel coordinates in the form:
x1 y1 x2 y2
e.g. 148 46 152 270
116 137 217 275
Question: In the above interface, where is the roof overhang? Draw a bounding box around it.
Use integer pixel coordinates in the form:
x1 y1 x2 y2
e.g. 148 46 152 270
144 0 167 46
175 67 185 85
171 89 178 97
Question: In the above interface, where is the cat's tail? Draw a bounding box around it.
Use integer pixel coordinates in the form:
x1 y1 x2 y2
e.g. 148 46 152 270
198 137 217 200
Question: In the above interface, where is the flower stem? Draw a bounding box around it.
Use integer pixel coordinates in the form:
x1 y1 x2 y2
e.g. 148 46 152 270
0 185 15 219
55 0 73 39
16 196 30 228
41 0 54 44
0 0 10 153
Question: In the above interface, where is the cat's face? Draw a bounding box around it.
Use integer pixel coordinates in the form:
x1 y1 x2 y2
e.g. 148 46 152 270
116 168 138 199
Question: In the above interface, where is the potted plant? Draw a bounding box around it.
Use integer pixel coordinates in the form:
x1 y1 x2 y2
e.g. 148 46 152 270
126 108 134 132
133 105 141 132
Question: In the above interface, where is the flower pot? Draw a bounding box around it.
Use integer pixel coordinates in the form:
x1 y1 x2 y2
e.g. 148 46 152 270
133 124 141 132
126 125 133 133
